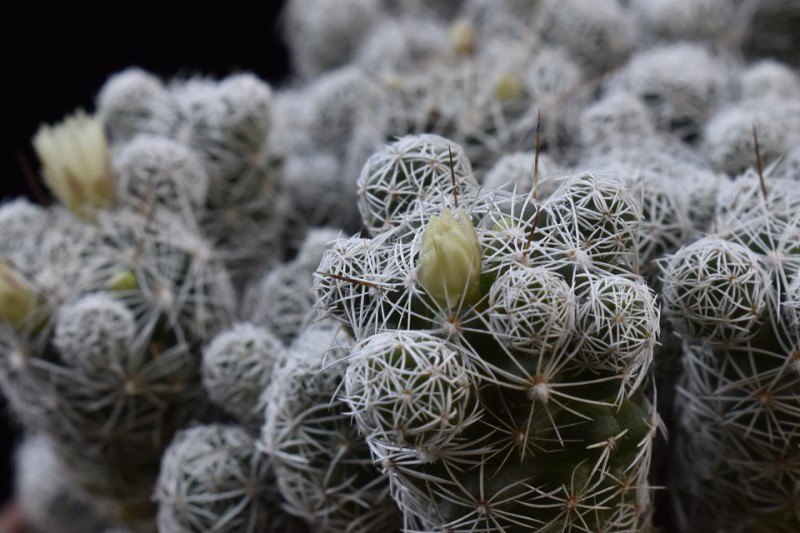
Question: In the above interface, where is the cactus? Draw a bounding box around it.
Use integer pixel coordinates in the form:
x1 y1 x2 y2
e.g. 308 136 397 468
15 434 114 533
660 173 800 531
155 424 292 533
608 42 730 141
315 134 660 531
259 319 402 532
202 323 286 432
6 1 800 531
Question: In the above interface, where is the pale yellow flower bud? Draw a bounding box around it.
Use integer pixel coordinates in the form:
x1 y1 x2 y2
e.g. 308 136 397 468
418 208 482 309
0 261 36 329
32 109 113 219
450 18 476 56
493 73 524 102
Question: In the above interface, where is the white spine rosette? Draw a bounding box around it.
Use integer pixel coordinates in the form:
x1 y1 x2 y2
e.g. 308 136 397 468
156 424 286 533
356 134 475 236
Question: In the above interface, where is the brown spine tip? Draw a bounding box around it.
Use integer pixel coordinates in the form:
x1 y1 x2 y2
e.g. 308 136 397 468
752 125 768 201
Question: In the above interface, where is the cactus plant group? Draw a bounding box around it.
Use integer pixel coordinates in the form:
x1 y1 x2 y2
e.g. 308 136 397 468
1 0 800 532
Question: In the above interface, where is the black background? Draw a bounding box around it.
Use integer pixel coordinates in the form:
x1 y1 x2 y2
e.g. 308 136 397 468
0 0 289 506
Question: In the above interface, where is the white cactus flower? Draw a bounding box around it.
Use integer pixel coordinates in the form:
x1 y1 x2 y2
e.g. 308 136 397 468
417 208 482 309
32 109 113 218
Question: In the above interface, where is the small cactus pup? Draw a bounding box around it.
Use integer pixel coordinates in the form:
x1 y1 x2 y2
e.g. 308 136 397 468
660 172 800 532
155 424 296 533
202 323 286 432
316 134 660 532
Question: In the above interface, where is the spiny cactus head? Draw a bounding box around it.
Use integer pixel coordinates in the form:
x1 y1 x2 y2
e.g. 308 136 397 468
114 135 209 221
215 73 273 148
738 59 800 101
260 320 402 532
156 424 285 533
95 67 175 144
546 172 642 267
535 0 634 74
356 134 475 236
610 42 728 140
202 323 286 429
54 293 136 372
575 275 659 393
0 199 50 264
580 92 655 150
487 265 576 353
660 236 770 344
344 331 480 458
313 236 396 336
703 102 794 176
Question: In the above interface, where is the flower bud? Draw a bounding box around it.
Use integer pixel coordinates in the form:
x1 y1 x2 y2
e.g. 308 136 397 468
0 261 35 329
32 109 113 219
418 208 482 309
449 18 476 56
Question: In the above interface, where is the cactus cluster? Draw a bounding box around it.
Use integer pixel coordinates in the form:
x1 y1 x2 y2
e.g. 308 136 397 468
314 134 660 531
2 0 800 532
660 173 800 532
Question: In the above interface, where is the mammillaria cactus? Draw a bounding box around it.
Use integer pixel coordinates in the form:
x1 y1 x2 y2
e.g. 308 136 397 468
6 1 800 531
315 134 660 532
660 173 800 532
155 424 291 533
260 319 402 532
202 323 286 432
609 42 730 142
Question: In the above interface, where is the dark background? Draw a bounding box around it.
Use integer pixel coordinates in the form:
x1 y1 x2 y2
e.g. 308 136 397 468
0 0 289 506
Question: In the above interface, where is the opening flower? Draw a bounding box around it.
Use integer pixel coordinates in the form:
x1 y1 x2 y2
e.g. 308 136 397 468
32 109 113 219
417 208 482 309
